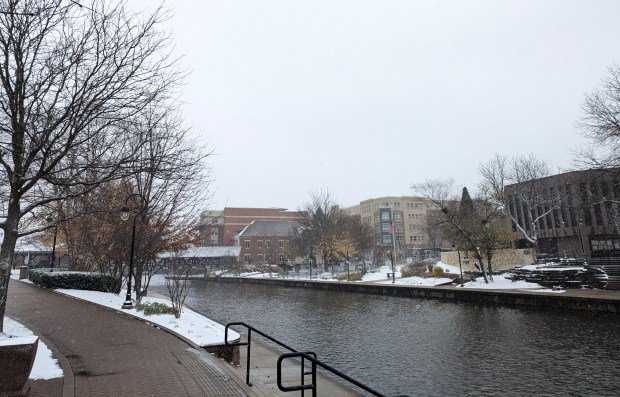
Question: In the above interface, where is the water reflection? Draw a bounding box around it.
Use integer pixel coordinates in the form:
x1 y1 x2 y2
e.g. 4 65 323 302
155 280 620 396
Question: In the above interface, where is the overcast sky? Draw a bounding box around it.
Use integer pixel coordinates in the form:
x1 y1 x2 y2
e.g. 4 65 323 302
132 0 619 210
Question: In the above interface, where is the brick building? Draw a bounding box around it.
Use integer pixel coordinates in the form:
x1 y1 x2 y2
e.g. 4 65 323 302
198 207 304 247
234 220 298 265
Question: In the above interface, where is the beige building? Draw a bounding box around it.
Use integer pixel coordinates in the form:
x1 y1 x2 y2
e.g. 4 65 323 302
346 196 448 260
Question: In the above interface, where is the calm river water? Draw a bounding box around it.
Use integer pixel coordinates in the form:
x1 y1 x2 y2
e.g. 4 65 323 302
155 280 620 396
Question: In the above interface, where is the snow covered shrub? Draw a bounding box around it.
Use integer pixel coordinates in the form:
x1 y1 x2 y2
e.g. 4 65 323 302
432 266 445 278
135 302 175 316
29 269 116 292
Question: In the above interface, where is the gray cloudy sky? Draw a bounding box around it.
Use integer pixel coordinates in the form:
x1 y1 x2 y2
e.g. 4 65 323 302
134 0 620 210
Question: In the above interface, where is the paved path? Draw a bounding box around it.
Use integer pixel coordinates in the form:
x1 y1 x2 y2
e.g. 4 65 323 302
5 280 362 397
6 280 249 397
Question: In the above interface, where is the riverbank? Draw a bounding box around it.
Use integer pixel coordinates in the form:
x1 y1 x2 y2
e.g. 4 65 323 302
208 276 620 313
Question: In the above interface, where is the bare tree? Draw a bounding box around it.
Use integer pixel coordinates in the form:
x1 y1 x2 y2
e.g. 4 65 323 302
479 153 561 253
293 190 353 272
123 107 211 302
165 261 193 319
577 64 620 169
0 0 182 331
412 179 514 283
349 215 374 271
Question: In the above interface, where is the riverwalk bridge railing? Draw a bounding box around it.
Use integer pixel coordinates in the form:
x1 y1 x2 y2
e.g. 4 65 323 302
225 322 406 397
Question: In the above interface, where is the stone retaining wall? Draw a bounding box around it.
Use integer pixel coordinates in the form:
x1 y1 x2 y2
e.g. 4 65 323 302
440 248 535 272
209 277 620 314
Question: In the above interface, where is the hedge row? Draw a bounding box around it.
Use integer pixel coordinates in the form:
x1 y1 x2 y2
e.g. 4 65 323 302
29 268 117 292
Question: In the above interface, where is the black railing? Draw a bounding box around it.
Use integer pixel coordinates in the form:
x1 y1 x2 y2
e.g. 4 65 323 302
224 321 312 387
277 351 396 397
224 322 404 396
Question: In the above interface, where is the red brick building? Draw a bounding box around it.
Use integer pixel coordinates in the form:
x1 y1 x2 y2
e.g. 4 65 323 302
235 220 299 265
198 207 304 247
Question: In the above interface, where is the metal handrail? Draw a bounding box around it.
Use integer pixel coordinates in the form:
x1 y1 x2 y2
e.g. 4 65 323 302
224 322 402 396
224 321 316 389
277 351 395 397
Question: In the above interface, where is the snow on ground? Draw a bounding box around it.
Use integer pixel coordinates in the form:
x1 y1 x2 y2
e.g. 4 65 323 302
1 317 63 380
434 261 462 274
56 289 240 347
7 269 239 380
462 272 564 292
5 261 562 381
362 266 400 282
379 276 454 286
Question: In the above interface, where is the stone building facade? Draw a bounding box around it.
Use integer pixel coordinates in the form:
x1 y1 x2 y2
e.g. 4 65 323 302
505 168 620 258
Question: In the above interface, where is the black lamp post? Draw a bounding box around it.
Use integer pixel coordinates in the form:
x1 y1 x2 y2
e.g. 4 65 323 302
120 193 147 309
46 216 57 272
387 248 395 284
452 243 464 286
577 217 586 262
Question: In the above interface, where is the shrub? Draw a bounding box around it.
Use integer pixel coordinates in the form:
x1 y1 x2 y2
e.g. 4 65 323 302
348 272 363 281
135 302 175 316
336 272 363 281
257 264 282 273
400 266 416 278
433 266 445 278
29 269 117 292
400 262 427 278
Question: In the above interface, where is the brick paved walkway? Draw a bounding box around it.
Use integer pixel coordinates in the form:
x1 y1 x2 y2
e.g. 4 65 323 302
5 280 248 397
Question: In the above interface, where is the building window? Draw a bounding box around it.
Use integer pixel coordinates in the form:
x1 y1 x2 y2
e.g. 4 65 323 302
244 255 251 264
279 254 285 263
266 240 271 248
394 202 400 208
257 240 263 248
245 240 250 249
279 240 284 248
257 254 263 262
395 213 402 220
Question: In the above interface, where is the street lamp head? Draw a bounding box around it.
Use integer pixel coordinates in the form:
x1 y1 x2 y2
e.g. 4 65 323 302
120 204 130 221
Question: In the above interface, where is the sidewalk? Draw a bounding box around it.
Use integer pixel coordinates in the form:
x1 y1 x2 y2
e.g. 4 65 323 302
5 280 361 397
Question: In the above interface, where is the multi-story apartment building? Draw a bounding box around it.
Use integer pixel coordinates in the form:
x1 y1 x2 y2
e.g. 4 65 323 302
346 196 447 260
198 207 304 247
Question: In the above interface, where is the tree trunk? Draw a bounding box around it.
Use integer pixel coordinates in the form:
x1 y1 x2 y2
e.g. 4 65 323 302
0 205 22 333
